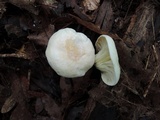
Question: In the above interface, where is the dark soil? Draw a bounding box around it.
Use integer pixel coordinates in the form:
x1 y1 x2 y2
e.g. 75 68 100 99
0 0 160 120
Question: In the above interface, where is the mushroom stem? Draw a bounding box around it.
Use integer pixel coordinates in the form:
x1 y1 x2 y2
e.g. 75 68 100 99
95 35 120 86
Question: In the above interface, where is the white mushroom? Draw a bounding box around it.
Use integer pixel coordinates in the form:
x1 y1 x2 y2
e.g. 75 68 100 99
45 28 95 78
95 35 120 86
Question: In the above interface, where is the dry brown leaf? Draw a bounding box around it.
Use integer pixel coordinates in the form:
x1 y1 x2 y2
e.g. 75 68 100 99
5 24 25 37
10 104 32 120
123 2 155 45
27 24 55 46
38 0 58 6
69 14 121 40
1 95 16 113
81 98 96 120
35 98 44 114
42 94 62 119
83 0 100 11
97 0 113 31
60 77 72 105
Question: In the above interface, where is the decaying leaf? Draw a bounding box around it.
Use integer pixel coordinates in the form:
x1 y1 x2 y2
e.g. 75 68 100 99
1 95 16 113
95 0 113 31
42 94 62 119
10 104 32 120
83 0 100 11
38 0 58 6
123 2 155 46
5 24 26 37
1 0 160 119
27 24 55 46
35 98 44 114
60 77 72 105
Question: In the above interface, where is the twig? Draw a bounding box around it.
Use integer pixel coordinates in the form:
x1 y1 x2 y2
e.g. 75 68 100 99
0 53 30 59
69 14 123 40
27 69 31 81
120 97 139 107
143 45 159 97
124 0 133 20
152 12 156 41
122 83 139 95
145 55 150 70
152 45 158 61
143 72 157 98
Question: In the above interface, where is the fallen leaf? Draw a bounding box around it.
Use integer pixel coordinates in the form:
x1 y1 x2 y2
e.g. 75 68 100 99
27 24 55 46
5 24 26 37
10 104 32 120
92 0 114 32
38 0 58 7
1 95 16 113
42 94 62 119
69 14 121 40
60 77 72 105
35 98 44 114
83 0 100 11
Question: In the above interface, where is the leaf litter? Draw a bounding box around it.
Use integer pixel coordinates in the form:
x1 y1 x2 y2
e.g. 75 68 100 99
0 0 160 120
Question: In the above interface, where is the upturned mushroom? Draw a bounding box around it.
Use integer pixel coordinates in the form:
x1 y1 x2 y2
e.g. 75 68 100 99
95 35 120 86
45 28 95 78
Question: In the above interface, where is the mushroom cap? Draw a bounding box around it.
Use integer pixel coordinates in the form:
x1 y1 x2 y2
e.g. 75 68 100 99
45 28 95 78
95 35 120 86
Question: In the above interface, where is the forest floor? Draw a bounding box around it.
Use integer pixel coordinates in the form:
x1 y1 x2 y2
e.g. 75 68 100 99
0 0 160 120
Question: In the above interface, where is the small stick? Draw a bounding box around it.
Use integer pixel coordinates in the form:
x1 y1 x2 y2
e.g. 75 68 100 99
27 69 31 80
152 13 156 41
0 53 30 59
145 55 150 70
124 0 133 19
143 45 159 97
152 45 158 61
143 72 157 98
